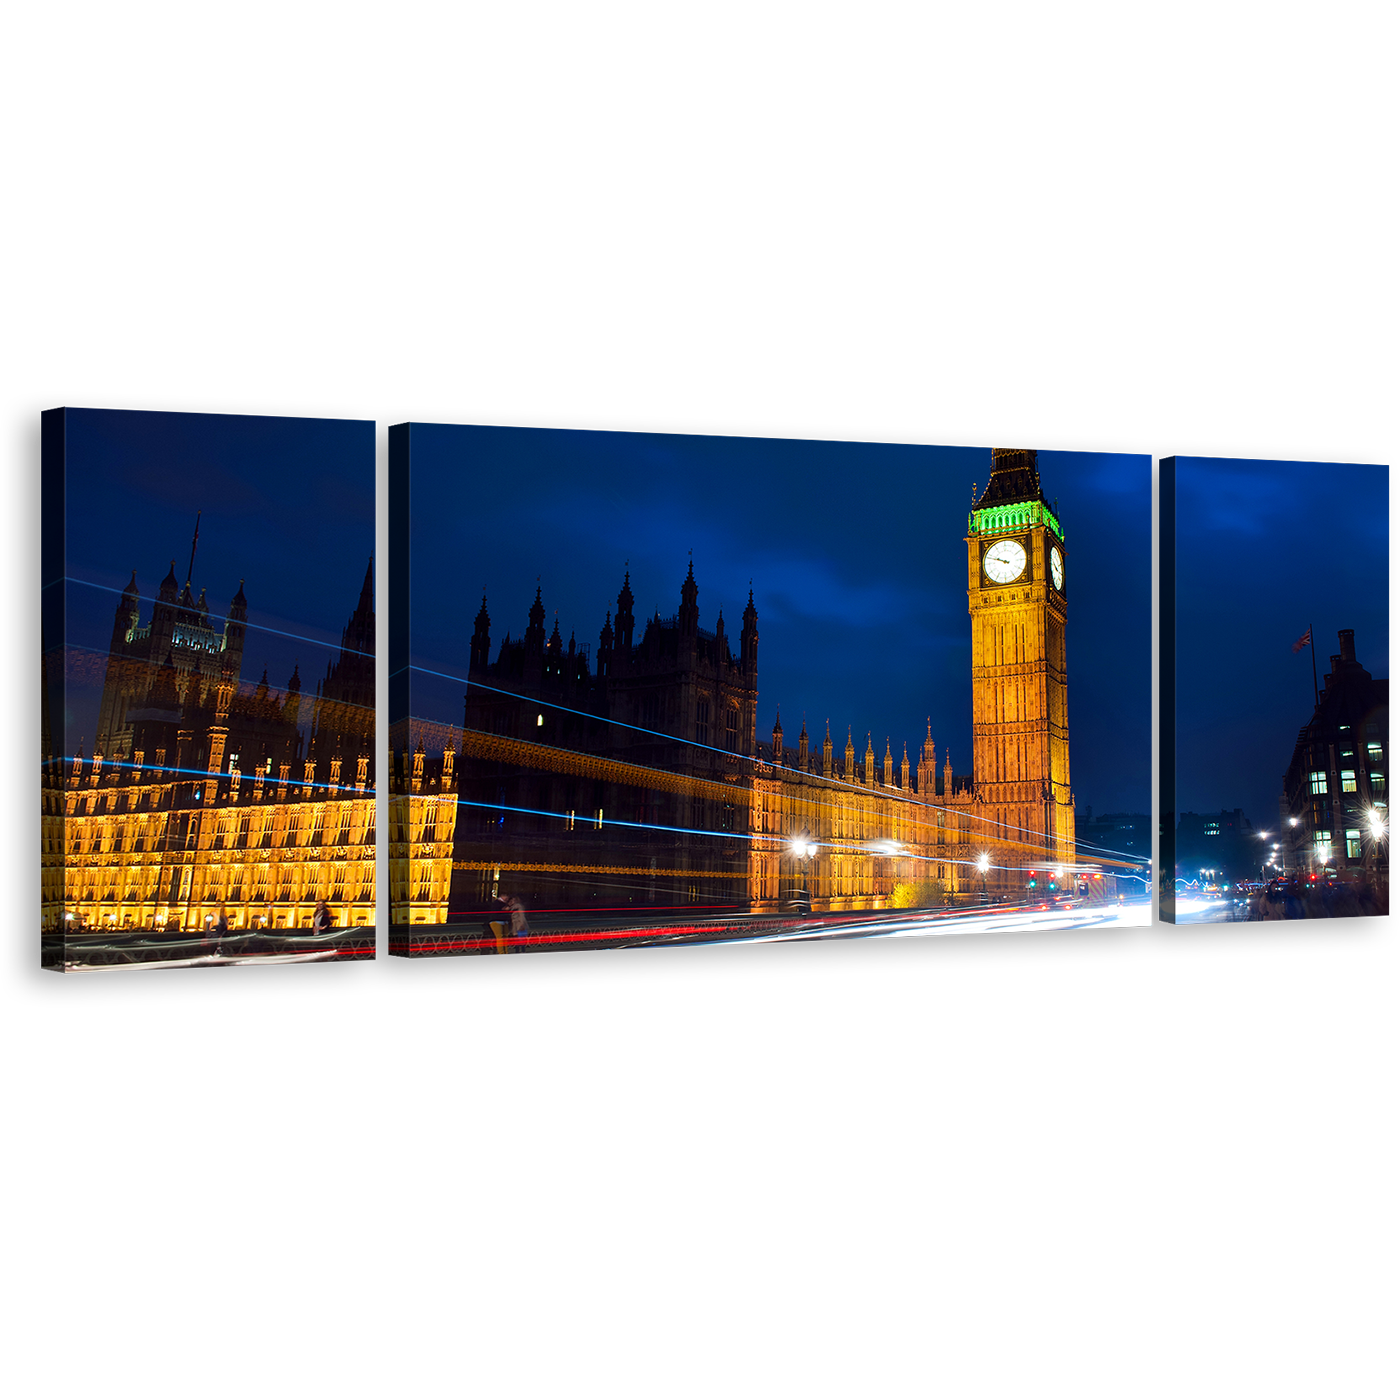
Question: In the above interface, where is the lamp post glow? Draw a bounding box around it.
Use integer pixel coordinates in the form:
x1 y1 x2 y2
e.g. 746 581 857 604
977 852 990 903
788 834 817 912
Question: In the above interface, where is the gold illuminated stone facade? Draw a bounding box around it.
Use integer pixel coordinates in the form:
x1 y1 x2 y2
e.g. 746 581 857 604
53 559 377 939
389 721 460 925
967 449 1075 894
747 721 976 911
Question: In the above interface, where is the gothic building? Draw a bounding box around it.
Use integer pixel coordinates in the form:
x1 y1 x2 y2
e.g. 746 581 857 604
390 560 978 930
52 556 377 948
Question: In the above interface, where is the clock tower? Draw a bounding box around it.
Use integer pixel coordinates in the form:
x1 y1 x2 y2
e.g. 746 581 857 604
966 449 1074 893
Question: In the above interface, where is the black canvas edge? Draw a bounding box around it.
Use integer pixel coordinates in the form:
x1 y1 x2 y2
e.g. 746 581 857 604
41 408 67 968
1158 456 1176 922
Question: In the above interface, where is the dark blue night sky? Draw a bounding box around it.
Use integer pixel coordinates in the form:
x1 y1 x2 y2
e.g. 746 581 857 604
1173 456 1389 830
405 425 1152 815
55 408 374 754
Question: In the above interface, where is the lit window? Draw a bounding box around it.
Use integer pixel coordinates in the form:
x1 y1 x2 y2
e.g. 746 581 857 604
1309 770 1328 795
536 714 544 727
1370 772 1386 796
1345 829 1362 859
1341 769 1357 793
593 808 603 830
1367 742 1383 761
1313 830 1332 850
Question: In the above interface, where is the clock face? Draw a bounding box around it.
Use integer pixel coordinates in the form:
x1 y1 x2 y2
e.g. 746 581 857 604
983 538 1027 584
1050 546 1064 591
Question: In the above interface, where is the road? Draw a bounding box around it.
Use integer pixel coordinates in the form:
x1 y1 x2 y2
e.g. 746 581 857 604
660 897 1152 948
400 896 1153 954
1167 896 1239 925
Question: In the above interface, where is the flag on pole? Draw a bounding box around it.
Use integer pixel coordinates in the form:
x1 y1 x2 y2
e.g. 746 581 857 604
1292 627 1312 653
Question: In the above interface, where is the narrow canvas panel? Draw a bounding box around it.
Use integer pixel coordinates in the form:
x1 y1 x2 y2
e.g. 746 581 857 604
1160 455 1389 923
41 408 376 970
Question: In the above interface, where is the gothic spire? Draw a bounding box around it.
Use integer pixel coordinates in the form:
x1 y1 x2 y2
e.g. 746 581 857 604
976 448 1045 509
471 591 492 672
679 557 699 636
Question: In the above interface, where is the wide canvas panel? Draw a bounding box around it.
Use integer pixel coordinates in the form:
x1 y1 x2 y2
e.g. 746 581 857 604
390 424 1151 957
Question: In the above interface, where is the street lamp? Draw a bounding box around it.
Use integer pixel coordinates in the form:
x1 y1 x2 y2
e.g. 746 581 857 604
977 852 990 903
788 834 817 912
1360 809 1387 892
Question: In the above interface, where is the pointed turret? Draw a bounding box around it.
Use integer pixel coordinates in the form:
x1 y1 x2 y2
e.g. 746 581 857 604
740 586 758 673
159 559 179 602
597 608 614 678
864 733 876 786
944 750 953 798
679 558 699 640
919 719 936 796
470 591 492 672
337 557 373 659
823 719 833 779
111 569 141 651
616 569 635 657
355 555 374 616
883 737 893 788
525 585 547 656
901 740 910 792
844 726 856 782
798 716 809 770
548 612 563 655
772 707 783 767
224 579 248 674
